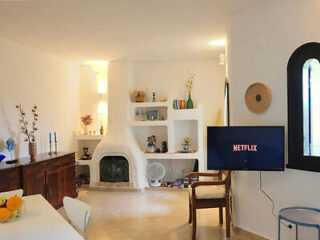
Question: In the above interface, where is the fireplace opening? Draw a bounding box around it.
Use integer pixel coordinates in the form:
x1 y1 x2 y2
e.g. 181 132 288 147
100 156 129 182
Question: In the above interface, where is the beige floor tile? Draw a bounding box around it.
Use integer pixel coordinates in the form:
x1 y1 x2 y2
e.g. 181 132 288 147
58 189 267 240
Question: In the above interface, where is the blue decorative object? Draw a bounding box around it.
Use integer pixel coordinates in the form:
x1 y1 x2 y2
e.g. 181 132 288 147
6 138 16 160
0 155 5 163
6 138 16 151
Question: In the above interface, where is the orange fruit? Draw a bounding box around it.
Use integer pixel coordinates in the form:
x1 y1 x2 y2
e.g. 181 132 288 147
0 208 11 222
6 196 22 211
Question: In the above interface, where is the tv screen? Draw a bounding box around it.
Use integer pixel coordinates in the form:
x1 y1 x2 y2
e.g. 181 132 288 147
207 126 284 171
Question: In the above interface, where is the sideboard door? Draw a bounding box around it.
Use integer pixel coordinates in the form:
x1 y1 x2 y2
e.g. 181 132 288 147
46 167 63 208
23 171 46 198
63 164 77 198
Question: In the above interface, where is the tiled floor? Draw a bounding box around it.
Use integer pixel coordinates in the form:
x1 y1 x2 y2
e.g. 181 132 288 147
59 188 267 240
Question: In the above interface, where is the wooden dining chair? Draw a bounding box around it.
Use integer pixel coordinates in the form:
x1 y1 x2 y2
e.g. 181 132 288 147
188 171 231 239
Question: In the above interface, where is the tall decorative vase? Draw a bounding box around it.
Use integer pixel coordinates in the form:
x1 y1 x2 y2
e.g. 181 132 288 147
187 93 194 109
84 125 89 135
28 142 37 162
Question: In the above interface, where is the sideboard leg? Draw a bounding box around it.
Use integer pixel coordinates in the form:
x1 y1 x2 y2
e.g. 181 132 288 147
296 225 298 240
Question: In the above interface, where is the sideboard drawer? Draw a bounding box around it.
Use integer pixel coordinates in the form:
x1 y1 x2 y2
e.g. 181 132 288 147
23 162 48 176
55 154 75 167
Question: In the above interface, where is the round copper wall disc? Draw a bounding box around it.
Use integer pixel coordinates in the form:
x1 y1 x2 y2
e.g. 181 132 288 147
245 83 271 114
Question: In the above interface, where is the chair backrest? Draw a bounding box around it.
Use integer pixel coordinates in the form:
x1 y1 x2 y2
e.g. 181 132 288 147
63 196 91 233
0 189 23 198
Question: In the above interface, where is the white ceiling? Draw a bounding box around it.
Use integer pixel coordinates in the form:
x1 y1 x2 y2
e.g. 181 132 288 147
0 0 261 62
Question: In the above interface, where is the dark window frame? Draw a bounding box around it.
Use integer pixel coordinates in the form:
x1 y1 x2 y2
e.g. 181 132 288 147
287 42 320 172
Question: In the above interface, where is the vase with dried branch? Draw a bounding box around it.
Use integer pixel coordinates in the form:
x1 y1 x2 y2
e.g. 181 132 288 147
16 104 38 161
185 71 195 109
81 114 93 135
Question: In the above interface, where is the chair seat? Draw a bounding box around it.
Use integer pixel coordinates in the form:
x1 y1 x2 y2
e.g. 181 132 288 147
188 185 225 199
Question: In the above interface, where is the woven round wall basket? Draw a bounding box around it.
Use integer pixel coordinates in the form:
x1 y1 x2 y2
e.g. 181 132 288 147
245 83 271 114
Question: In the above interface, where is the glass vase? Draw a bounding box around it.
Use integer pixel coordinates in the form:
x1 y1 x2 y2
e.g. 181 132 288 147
187 93 194 109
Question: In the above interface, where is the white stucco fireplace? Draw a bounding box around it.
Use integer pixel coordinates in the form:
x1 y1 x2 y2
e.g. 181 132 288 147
89 62 147 189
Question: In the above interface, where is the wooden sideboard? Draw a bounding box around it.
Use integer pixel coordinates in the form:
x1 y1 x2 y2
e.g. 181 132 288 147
0 152 77 209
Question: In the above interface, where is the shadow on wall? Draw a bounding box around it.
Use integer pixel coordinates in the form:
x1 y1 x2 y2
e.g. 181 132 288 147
0 104 20 158
214 108 224 126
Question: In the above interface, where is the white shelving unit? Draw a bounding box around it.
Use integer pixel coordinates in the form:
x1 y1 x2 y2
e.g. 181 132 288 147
75 134 104 187
75 134 103 166
128 98 204 172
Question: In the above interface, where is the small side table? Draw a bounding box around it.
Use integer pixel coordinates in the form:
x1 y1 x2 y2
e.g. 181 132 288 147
278 207 320 240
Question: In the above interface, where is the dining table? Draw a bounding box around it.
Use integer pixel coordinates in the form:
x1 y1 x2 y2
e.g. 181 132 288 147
0 194 84 240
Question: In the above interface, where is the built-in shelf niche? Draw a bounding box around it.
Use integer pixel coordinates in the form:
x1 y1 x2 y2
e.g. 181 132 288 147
147 158 197 182
131 126 168 152
173 120 198 153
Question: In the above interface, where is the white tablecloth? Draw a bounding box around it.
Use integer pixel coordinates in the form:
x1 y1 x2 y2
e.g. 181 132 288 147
0 194 84 240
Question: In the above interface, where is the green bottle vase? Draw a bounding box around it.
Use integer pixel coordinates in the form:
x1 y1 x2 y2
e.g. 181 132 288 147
187 94 194 109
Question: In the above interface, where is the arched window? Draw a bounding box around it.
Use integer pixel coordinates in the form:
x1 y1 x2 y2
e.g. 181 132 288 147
288 42 320 171
303 59 320 156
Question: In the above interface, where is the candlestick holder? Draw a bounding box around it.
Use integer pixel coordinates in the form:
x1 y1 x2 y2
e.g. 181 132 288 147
54 142 58 155
48 142 53 156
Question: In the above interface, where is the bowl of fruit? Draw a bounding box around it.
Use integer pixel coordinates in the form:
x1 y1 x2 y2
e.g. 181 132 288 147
0 195 23 223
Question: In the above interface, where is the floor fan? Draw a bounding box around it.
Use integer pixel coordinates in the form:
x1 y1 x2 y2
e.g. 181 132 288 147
147 162 166 187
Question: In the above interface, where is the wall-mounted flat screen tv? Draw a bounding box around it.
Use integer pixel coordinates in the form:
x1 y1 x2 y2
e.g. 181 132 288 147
207 126 284 171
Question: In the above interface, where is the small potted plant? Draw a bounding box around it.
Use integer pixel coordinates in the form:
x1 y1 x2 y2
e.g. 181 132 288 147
182 137 191 152
16 104 38 161
147 135 157 153
81 114 93 135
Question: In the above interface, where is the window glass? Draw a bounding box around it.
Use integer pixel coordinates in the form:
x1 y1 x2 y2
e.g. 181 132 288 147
303 58 320 156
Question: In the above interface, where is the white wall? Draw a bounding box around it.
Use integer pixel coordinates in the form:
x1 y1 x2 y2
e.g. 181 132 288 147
79 65 105 133
0 37 79 160
229 0 320 239
133 59 225 168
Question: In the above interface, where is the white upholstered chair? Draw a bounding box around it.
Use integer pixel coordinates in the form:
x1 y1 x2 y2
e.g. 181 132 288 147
0 189 23 198
63 197 91 239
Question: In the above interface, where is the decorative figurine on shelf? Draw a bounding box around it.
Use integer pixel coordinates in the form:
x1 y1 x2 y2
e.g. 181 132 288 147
146 135 157 153
100 125 104 135
173 99 179 109
179 100 186 109
133 90 145 102
147 110 159 121
152 92 156 102
81 147 91 160
81 114 93 135
185 71 195 109
181 137 191 152
16 104 38 161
